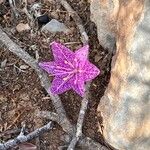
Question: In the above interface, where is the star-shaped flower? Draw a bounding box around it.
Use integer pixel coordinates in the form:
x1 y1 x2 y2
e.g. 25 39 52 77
39 41 100 97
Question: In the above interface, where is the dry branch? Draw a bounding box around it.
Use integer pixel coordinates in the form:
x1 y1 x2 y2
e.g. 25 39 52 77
9 0 19 18
0 121 53 150
21 0 34 23
36 111 70 133
0 27 73 135
67 82 91 150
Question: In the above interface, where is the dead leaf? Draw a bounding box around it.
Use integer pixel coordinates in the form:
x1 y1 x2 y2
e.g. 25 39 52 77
18 142 37 150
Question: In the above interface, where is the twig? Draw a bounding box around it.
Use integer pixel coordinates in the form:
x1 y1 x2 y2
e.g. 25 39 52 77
20 0 34 26
36 111 59 123
6 109 25 130
0 27 73 135
67 82 91 150
36 111 73 134
8 0 19 18
23 0 32 18
0 121 53 150
54 0 89 45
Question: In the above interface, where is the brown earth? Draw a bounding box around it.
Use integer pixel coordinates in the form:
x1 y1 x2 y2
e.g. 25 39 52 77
0 0 112 149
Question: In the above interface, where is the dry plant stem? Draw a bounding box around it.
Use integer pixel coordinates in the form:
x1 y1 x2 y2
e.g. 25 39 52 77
0 122 53 150
0 28 73 135
9 0 19 18
54 0 89 44
36 111 59 122
36 111 72 140
67 82 90 150
21 0 34 25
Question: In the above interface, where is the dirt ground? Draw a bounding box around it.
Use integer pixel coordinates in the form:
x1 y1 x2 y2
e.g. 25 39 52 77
0 0 112 149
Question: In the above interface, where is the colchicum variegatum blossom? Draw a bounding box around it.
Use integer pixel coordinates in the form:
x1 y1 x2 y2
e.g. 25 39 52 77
39 41 100 97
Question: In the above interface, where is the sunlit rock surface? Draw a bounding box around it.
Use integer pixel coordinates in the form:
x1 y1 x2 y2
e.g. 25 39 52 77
91 0 150 149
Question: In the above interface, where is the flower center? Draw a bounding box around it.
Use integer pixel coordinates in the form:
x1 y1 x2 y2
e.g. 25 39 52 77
74 69 82 73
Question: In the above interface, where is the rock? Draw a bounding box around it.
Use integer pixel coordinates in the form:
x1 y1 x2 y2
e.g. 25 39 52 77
37 15 50 25
91 0 150 150
16 23 30 32
90 0 116 51
41 19 70 34
20 65 29 70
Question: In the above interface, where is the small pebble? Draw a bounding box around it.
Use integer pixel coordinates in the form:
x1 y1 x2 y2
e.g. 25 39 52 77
20 65 29 70
37 15 50 25
41 19 70 34
16 23 30 32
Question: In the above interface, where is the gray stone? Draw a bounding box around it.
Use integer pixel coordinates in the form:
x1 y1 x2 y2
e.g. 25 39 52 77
90 0 116 51
41 19 70 34
90 0 150 150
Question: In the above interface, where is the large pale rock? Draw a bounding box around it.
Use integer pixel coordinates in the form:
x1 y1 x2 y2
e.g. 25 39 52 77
90 0 117 51
91 0 150 149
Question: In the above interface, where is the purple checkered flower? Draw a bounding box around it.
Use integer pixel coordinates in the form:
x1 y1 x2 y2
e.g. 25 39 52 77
39 41 100 97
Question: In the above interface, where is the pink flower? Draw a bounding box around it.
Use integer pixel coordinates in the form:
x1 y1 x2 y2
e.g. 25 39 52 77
39 41 100 97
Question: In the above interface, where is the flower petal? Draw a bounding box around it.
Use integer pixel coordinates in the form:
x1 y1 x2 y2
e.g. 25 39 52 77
39 61 73 78
39 61 56 74
50 41 75 68
50 77 72 94
75 45 89 61
72 80 85 97
71 73 85 97
83 61 100 81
